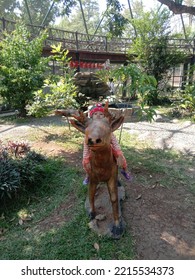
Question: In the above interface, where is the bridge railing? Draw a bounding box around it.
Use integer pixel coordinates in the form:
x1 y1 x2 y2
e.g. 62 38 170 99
0 17 194 54
0 17 132 54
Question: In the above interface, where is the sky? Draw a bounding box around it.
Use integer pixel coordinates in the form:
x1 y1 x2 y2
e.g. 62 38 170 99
99 0 158 13
96 0 191 35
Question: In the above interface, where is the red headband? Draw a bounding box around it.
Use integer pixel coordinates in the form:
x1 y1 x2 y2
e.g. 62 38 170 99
89 103 104 117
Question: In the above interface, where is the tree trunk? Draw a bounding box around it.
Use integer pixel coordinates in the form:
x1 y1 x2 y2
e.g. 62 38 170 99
157 0 195 16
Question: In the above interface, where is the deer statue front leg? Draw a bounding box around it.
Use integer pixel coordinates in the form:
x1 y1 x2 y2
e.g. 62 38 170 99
88 181 97 220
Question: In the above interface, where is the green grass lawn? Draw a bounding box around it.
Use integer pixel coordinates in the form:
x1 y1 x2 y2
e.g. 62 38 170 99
0 116 194 260
0 157 135 260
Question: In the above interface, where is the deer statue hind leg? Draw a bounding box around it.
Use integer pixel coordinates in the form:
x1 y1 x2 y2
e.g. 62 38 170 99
107 176 124 239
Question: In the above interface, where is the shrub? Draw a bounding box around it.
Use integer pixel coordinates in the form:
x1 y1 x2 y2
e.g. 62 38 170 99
0 23 48 116
179 85 195 113
27 44 79 117
0 157 20 199
0 141 46 200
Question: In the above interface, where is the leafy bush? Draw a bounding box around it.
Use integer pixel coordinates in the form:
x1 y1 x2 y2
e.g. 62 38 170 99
179 85 195 113
102 63 157 121
0 157 20 199
0 23 48 116
0 141 46 200
27 44 79 117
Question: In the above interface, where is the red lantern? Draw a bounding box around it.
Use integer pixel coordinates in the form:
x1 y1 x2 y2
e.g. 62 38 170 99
80 61 84 68
69 61 74 68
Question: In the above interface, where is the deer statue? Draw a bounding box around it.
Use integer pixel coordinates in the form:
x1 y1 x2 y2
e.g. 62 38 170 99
69 101 125 239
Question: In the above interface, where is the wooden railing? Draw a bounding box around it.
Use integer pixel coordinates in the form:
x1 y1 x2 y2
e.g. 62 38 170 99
1 17 195 54
0 17 132 54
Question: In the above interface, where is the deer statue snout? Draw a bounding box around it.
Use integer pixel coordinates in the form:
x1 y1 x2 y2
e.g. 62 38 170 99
88 138 102 145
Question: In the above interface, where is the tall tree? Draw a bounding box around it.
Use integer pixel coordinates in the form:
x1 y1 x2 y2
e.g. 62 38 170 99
0 0 20 20
104 0 128 37
57 0 101 34
57 0 129 37
128 7 187 103
20 0 59 26
183 0 195 25
19 0 76 26
123 0 145 37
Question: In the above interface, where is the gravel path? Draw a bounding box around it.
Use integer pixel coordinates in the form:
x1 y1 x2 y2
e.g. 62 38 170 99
1 117 195 155
123 119 195 155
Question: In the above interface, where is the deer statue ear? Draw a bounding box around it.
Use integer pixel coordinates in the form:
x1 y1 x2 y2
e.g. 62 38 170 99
111 115 124 132
104 100 114 122
70 120 86 134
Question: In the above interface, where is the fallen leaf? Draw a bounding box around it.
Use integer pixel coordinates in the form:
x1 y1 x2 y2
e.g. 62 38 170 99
19 219 23 225
135 194 142 200
94 243 100 252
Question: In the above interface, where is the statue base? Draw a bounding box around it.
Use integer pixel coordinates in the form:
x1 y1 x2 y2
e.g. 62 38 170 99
85 183 126 238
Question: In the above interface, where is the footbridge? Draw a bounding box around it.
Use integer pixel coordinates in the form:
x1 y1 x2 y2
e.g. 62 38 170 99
1 17 195 80
0 17 131 66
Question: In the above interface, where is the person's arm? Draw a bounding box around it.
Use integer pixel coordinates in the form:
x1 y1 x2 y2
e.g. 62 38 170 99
82 137 91 173
111 134 123 156
111 134 127 169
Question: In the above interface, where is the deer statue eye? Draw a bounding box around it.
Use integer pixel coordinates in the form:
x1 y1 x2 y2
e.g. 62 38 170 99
96 138 102 144
88 138 94 145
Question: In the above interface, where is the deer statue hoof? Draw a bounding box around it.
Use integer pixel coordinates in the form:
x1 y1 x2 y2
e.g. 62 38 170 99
89 211 96 220
111 221 124 239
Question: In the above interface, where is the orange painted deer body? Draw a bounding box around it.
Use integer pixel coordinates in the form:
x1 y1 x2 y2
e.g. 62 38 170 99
70 103 124 238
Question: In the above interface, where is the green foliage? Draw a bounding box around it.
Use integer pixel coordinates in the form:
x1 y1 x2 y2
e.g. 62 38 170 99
53 0 77 17
179 84 195 112
0 157 20 199
128 8 187 104
105 0 128 37
57 0 101 34
27 43 78 117
103 63 157 121
129 10 185 77
1 0 76 25
0 0 20 20
0 140 47 200
0 23 49 116
56 0 128 37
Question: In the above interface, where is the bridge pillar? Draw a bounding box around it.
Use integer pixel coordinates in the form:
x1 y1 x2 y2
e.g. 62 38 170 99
75 51 80 73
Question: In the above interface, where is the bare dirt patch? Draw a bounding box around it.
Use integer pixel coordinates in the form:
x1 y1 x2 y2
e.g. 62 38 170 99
123 178 195 259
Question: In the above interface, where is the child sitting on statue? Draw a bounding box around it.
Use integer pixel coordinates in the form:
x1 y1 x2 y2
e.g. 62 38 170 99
82 103 132 185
